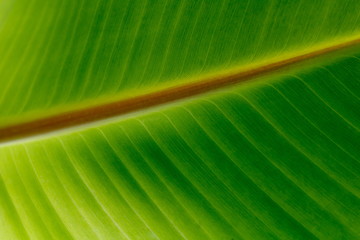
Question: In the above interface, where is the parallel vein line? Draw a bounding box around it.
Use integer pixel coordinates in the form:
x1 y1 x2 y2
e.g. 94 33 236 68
268 83 360 177
22 144 74 239
163 110 282 239
292 75 360 131
181 106 316 239
78 133 163 240
56 137 131 240
206 99 343 239
106 126 210 240
41 144 99 239
136 119 242 239
239 93 360 198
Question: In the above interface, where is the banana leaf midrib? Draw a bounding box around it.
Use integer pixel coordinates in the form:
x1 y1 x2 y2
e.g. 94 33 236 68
1 35 360 143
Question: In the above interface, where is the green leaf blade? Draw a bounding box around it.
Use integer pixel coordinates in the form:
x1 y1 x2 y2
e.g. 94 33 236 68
1 1 360 239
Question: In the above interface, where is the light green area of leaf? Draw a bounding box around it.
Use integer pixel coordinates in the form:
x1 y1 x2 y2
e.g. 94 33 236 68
0 0 360 239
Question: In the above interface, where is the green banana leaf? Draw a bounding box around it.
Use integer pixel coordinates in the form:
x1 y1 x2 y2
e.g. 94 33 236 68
1 0 360 239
